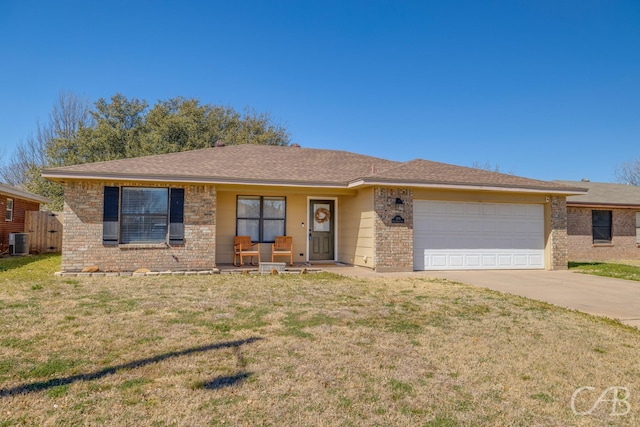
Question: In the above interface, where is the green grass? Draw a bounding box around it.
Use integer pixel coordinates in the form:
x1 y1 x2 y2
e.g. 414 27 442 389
0 253 61 284
1 255 640 426
569 261 640 281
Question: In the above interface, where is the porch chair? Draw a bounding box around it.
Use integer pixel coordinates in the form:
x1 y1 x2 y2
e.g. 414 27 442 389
233 236 260 266
271 236 294 266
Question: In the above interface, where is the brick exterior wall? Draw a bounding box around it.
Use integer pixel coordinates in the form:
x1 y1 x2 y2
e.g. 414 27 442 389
61 181 216 272
373 187 414 272
567 206 640 262
0 195 40 253
549 196 568 270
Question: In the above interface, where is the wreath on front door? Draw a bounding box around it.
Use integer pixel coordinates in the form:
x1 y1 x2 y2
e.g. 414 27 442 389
314 207 331 223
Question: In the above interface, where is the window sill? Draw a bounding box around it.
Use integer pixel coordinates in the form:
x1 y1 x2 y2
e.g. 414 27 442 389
592 243 613 247
118 243 169 250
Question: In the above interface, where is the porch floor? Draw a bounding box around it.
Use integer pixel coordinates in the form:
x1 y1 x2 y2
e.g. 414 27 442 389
216 261 347 275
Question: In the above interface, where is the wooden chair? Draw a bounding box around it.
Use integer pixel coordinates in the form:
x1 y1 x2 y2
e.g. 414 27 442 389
271 236 293 266
234 236 260 266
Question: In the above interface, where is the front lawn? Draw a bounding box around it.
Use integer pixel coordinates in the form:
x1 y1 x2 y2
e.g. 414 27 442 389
1 255 639 425
569 261 640 282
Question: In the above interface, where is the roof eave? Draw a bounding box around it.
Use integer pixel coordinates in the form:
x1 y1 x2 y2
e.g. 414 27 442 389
41 171 349 189
348 179 588 195
567 201 640 209
0 185 51 204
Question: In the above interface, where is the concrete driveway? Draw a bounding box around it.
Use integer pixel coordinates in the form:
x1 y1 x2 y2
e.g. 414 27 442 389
324 266 640 328
430 270 640 328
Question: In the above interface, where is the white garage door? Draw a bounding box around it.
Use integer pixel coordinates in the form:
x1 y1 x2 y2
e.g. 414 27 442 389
414 201 545 270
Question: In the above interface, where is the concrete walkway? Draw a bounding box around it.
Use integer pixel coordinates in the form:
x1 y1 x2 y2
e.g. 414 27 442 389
322 266 640 328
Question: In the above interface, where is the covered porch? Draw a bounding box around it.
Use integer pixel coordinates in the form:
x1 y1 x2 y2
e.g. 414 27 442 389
214 184 376 269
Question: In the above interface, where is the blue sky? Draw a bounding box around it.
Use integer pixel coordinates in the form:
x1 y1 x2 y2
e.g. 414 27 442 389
1 0 638 182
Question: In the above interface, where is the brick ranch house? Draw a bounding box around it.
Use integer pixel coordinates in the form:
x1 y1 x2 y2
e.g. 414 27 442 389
0 183 51 253
42 145 586 273
555 180 640 262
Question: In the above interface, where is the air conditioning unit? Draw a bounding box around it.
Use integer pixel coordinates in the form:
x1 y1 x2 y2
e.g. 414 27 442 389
8 233 30 256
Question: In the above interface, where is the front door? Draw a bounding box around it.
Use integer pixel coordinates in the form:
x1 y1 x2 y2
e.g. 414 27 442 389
309 200 335 261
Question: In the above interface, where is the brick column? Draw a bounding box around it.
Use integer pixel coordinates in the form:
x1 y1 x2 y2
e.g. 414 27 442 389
549 196 568 270
373 187 414 272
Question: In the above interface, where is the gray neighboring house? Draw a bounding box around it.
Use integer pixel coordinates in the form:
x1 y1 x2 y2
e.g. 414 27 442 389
42 144 586 273
555 180 640 262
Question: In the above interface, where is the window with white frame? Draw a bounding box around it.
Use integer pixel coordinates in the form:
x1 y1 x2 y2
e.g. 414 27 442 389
236 196 286 242
5 198 13 221
636 212 640 244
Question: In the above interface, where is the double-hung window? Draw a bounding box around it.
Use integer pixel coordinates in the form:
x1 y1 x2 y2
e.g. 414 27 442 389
5 198 13 221
236 196 286 242
592 210 612 244
103 186 184 244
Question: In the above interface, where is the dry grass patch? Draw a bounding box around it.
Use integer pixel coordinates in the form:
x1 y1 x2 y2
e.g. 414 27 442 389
1 256 640 425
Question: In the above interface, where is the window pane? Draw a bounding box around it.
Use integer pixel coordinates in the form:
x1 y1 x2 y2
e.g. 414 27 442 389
236 196 286 243
238 196 261 218
6 199 13 221
120 188 169 243
263 197 285 219
237 219 260 242
636 212 640 244
122 188 168 214
592 210 612 243
592 210 611 227
263 219 285 242
121 215 167 243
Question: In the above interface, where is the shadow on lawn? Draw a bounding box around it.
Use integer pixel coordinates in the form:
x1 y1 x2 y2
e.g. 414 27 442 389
0 337 262 397
568 261 604 268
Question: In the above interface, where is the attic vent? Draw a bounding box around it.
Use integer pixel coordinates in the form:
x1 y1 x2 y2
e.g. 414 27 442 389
214 140 226 147
291 143 301 148
581 178 590 182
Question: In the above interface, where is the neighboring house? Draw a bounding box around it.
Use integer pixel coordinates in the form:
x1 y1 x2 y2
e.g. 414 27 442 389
555 180 640 262
0 183 51 253
42 145 585 272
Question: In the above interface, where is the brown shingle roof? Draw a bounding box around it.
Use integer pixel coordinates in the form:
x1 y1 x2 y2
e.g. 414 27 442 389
555 180 640 207
42 144 585 194
362 159 586 192
43 145 399 186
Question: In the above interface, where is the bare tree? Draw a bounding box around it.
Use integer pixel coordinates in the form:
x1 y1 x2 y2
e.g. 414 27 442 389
1 92 92 184
615 159 640 186
0 92 92 208
471 161 514 175
0 127 46 186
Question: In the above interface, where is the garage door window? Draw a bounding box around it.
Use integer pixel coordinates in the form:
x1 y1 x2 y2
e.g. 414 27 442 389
592 210 612 244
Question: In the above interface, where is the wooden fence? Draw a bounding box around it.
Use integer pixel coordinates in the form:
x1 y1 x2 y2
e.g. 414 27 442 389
25 211 63 253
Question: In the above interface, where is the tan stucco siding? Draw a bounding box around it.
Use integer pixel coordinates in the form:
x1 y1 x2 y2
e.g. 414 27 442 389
339 188 375 268
215 185 356 264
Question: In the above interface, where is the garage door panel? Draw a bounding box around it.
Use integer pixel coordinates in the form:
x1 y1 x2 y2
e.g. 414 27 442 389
414 201 545 270
415 249 545 270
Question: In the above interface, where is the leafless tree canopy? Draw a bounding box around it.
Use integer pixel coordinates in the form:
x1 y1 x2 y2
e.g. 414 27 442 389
1 92 91 186
615 159 640 186
470 161 514 175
